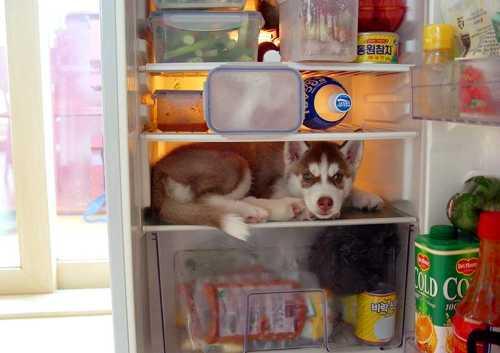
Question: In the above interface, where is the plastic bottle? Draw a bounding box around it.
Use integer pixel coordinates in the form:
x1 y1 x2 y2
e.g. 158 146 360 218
423 24 455 64
303 76 352 130
452 211 500 353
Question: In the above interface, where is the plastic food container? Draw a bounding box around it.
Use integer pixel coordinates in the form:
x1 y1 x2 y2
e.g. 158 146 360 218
149 11 264 63
358 0 406 32
152 90 207 131
204 64 304 134
279 0 359 62
154 0 245 10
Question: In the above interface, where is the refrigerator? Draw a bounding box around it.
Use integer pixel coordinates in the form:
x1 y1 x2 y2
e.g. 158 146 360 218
99 1 500 353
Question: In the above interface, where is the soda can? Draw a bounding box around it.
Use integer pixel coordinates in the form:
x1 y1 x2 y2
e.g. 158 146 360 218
355 287 397 345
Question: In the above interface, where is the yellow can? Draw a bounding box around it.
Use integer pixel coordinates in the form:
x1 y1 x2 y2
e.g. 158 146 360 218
355 289 397 344
357 32 399 64
340 294 358 327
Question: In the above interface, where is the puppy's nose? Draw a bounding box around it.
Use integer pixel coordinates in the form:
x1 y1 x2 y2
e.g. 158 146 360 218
317 197 333 211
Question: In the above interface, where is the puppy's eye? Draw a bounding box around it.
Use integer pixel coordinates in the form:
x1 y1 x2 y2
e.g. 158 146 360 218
333 172 343 184
303 172 314 181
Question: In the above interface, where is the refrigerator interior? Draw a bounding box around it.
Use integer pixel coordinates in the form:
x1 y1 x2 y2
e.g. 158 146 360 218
108 0 500 352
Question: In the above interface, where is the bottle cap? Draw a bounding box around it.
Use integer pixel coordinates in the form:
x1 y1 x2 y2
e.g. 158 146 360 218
423 24 455 51
477 211 500 241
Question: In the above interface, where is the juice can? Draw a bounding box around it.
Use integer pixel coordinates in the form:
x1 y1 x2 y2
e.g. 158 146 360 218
415 225 480 353
355 286 397 344
357 32 399 64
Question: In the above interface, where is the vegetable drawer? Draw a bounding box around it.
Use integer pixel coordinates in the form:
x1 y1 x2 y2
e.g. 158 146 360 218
149 11 264 63
147 224 411 353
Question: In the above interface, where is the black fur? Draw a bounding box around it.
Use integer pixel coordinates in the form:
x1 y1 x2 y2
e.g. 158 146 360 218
308 224 400 295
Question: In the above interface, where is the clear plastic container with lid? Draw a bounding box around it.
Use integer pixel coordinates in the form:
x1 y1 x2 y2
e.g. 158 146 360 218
149 11 264 63
204 64 304 134
279 0 359 62
153 0 245 10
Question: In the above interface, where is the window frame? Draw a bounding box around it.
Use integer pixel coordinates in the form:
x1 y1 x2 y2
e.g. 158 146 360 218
0 0 109 294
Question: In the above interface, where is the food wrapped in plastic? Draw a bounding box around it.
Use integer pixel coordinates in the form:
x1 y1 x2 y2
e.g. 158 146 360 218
174 248 330 353
279 0 359 62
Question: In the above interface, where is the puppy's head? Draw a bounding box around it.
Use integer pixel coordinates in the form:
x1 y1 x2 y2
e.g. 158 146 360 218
283 140 363 219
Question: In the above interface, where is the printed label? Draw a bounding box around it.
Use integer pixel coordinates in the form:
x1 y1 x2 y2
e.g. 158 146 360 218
415 244 479 353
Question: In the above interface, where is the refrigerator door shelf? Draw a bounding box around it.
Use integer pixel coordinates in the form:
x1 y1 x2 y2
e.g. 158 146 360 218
412 57 500 126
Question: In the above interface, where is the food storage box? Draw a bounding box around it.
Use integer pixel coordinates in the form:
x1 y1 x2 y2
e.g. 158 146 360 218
152 90 207 131
149 11 264 63
204 64 304 133
154 0 245 10
279 0 359 62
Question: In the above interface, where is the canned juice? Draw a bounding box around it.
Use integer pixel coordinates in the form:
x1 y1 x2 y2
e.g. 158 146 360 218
415 226 479 353
355 287 397 344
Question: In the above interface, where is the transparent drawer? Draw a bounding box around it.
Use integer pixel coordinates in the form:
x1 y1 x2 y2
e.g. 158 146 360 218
412 57 500 126
154 0 245 10
151 90 207 132
278 0 359 62
149 223 411 353
149 11 264 63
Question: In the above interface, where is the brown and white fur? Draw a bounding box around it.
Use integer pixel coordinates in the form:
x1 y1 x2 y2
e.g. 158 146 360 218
151 141 383 241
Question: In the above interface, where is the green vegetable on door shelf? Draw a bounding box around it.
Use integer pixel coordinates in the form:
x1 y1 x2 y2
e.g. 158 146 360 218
447 176 500 233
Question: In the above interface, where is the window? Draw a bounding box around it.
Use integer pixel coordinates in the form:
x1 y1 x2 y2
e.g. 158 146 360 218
0 0 108 294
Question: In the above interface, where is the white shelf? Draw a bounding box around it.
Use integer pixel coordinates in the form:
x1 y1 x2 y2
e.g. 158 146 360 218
141 62 413 74
143 206 416 233
141 127 418 143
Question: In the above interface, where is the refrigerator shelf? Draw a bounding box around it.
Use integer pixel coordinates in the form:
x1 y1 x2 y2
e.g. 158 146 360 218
141 62 413 74
412 57 500 126
143 205 416 233
140 128 418 143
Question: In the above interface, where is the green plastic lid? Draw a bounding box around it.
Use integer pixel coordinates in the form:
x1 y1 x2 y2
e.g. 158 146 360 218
415 225 479 251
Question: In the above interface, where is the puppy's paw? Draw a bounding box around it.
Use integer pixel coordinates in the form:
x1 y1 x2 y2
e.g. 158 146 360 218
221 214 250 241
270 197 306 221
351 191 384 211
240 204 269 224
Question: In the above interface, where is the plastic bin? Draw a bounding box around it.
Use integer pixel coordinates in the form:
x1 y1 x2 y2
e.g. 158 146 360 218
204 64 304 133
149 11 264 63
279 0 359 62
152 90 207 132
412 57 500 126
154 0 245 10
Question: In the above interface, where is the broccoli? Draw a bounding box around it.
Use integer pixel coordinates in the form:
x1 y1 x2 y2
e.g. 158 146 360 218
447 176 500 233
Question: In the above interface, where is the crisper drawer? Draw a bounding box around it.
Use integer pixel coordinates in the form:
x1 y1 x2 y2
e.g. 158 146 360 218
412 57 500 126
147 223 413 353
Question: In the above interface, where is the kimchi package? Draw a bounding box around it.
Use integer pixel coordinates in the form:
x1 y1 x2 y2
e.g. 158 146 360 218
441 0 500 58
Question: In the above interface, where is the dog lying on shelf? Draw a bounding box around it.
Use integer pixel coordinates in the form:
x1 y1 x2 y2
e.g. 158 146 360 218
151 141 383 240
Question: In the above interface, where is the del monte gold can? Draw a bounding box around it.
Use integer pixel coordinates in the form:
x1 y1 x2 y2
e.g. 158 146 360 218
357 32 399 64
415 225 479 353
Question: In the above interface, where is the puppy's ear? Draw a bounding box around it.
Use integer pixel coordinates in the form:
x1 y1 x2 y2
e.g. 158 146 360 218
341 140 363 171
284 141 309 166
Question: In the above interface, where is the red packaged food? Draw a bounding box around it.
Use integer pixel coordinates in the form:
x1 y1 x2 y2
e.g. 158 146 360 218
358 0 406 32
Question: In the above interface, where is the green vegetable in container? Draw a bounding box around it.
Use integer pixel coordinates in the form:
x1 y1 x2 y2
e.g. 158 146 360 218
447 176 500 233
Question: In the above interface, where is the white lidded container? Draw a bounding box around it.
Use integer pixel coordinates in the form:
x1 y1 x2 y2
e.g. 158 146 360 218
204 64 304 134
153 0 245 10
149 11 264 63
279 0 359 62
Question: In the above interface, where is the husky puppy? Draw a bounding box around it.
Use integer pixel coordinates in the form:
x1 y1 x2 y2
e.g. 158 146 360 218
151 141 383 240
